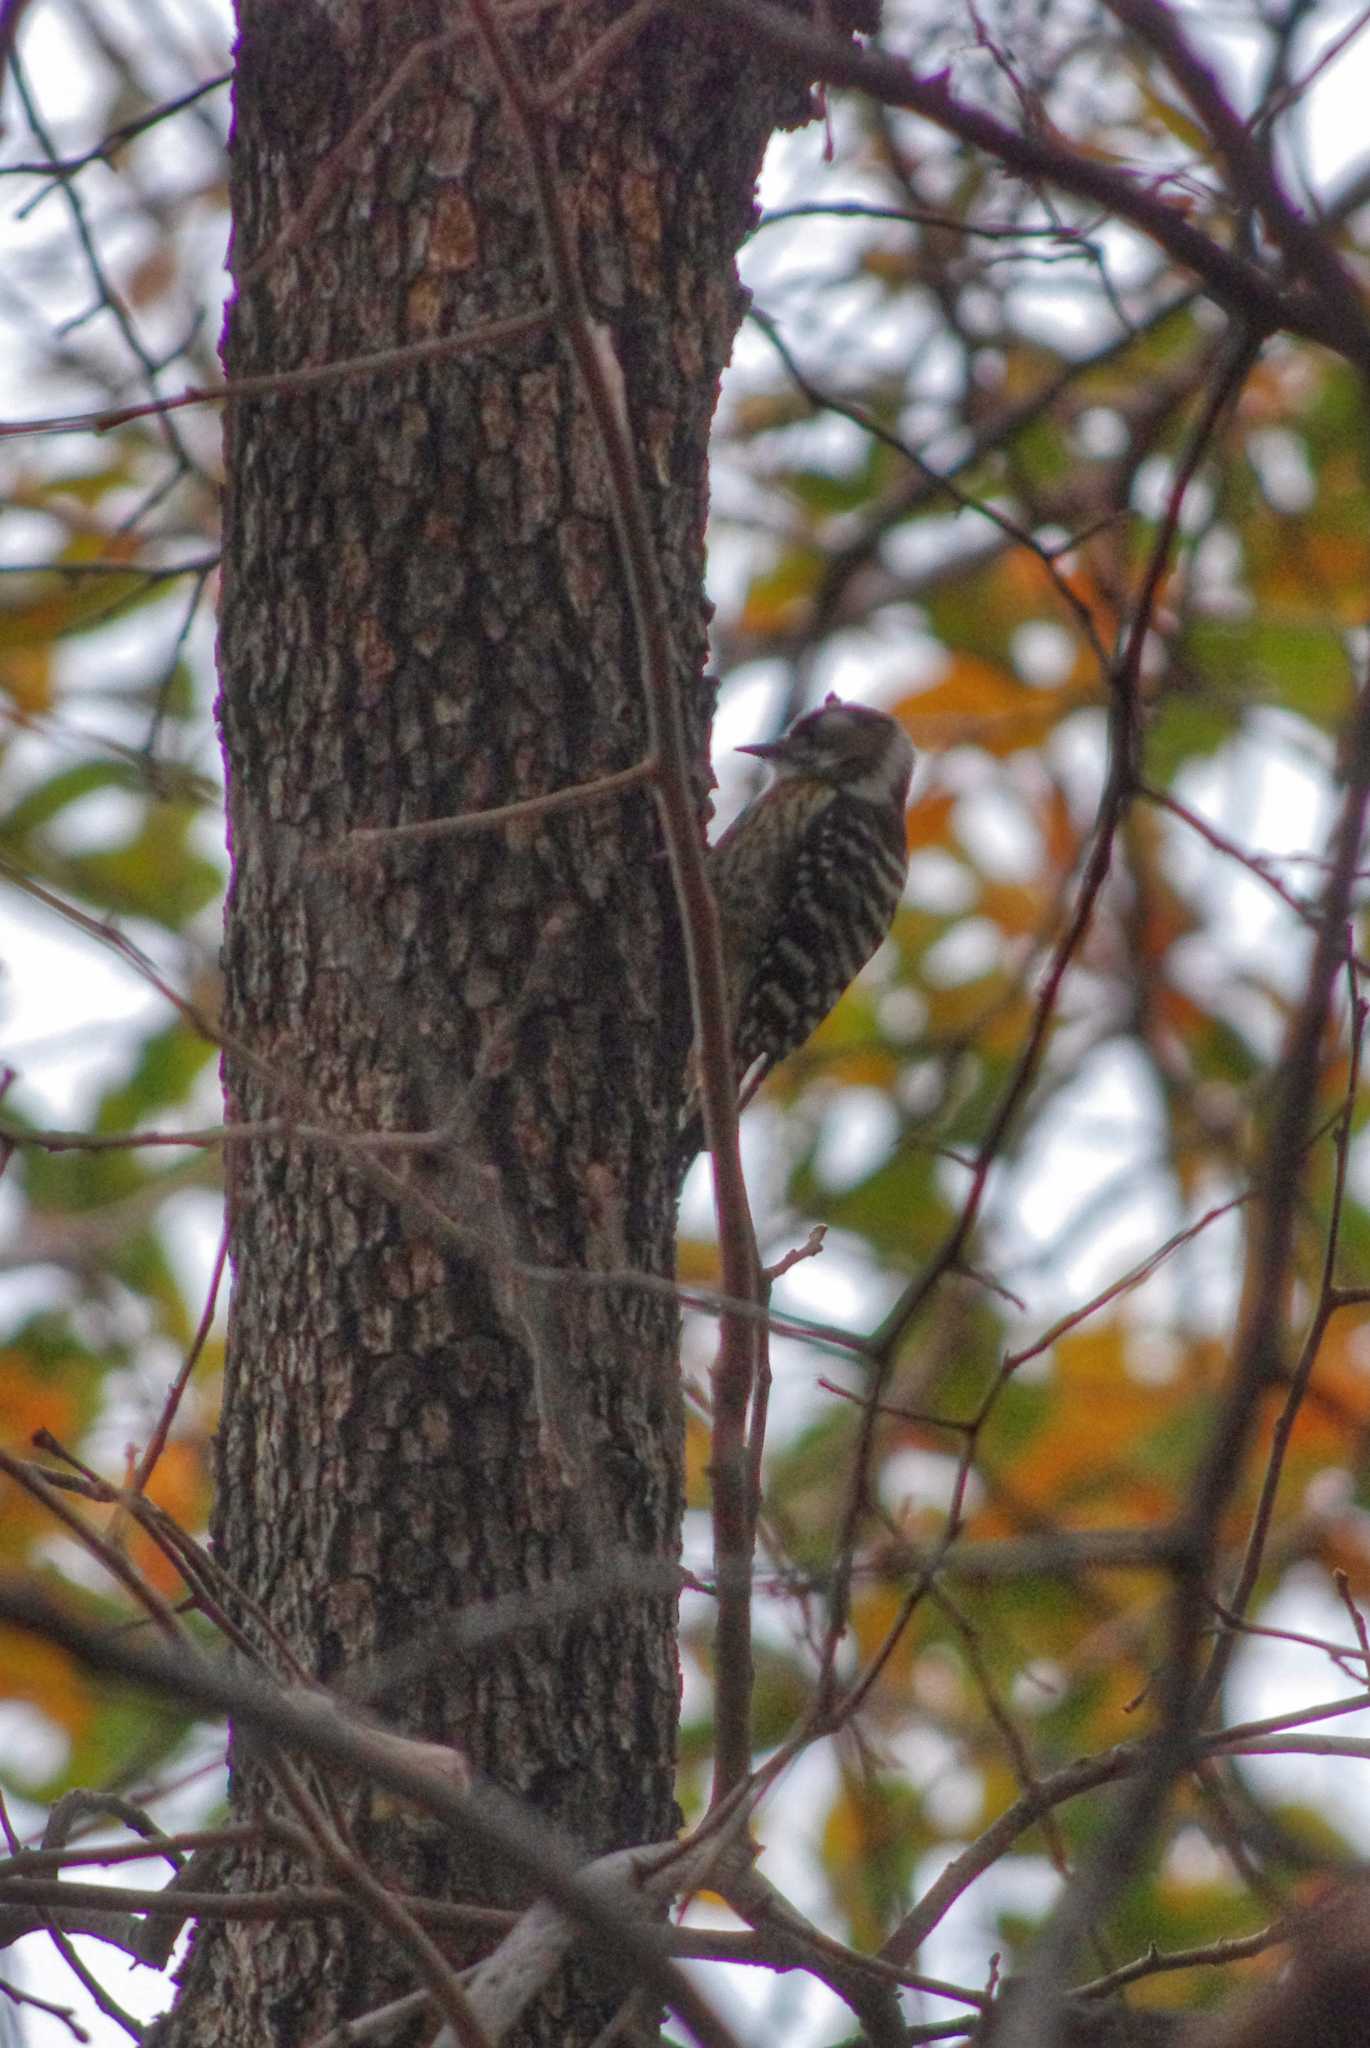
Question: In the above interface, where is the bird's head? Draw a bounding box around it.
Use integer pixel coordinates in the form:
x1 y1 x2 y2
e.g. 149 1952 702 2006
739 694 916 808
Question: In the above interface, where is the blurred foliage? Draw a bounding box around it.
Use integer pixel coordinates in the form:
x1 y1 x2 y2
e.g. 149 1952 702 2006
0 0 230 1823
4 0 1370 2036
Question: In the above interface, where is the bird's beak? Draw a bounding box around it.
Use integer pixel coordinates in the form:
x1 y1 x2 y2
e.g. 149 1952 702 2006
737 740 784 761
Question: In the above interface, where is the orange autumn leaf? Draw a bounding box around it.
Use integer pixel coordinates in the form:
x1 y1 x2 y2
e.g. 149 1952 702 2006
903 790 956 851
0 1625 93 1742
1002 1325 1187 1513
979 879 1052 938
1136 888 1195 964
1252 1318 1370 1474
1259 531 1370 621
0 646 54 713
848 1580 911 1669
1155 983 1209 1044
139 1436 209 1525
896 658 1070 757
122 1439 212 1595
979 989 1038 1056
995 547 1122 647
0 1478 67 1561
1237 353 1315 424
0 1351 79 1449
1039 784 1080 875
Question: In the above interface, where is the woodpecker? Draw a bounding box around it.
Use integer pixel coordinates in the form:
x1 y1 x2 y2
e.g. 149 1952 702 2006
678 694 915 1173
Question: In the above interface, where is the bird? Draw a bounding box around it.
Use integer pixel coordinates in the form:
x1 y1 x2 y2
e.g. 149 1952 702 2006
677 693 916 1174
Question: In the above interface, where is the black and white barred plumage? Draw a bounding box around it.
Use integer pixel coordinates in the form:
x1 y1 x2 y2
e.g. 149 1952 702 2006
678 695 915 1172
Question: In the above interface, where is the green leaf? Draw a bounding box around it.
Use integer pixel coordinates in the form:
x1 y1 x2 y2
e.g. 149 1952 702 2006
0 760 138 841
96 1019 217 1132
65 800 222 928
1145 693 1234 781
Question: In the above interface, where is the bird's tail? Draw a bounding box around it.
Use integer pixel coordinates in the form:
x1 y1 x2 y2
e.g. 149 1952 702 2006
673 1055 771 1188
673 1109 706 1187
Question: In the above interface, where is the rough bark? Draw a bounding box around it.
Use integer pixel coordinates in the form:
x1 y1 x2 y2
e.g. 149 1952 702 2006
156 5 799 2043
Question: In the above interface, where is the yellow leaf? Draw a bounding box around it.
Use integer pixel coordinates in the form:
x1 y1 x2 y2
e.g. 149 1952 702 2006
677 1239 721 1287
684 1411 712 1507
799 1043 898 1090
1135 80 1211 156
738 551 820 636
922 974 1010 1034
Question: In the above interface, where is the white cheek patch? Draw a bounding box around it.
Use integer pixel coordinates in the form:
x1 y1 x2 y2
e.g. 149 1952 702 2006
843 761 900 804
843 733 916 806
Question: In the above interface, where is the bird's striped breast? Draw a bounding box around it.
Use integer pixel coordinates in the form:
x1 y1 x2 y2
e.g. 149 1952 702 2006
728 789 907 1079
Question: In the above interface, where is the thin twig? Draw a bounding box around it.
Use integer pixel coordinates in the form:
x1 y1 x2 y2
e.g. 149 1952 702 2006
679 0 1351 358
1199 951 1367 1709
6 71 231 193
0 1583 748 2048
129 1213 229 1497
343 757 657 848
0 307 557 441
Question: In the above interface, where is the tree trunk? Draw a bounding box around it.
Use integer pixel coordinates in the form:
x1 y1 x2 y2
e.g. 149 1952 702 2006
156 6 797 2043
